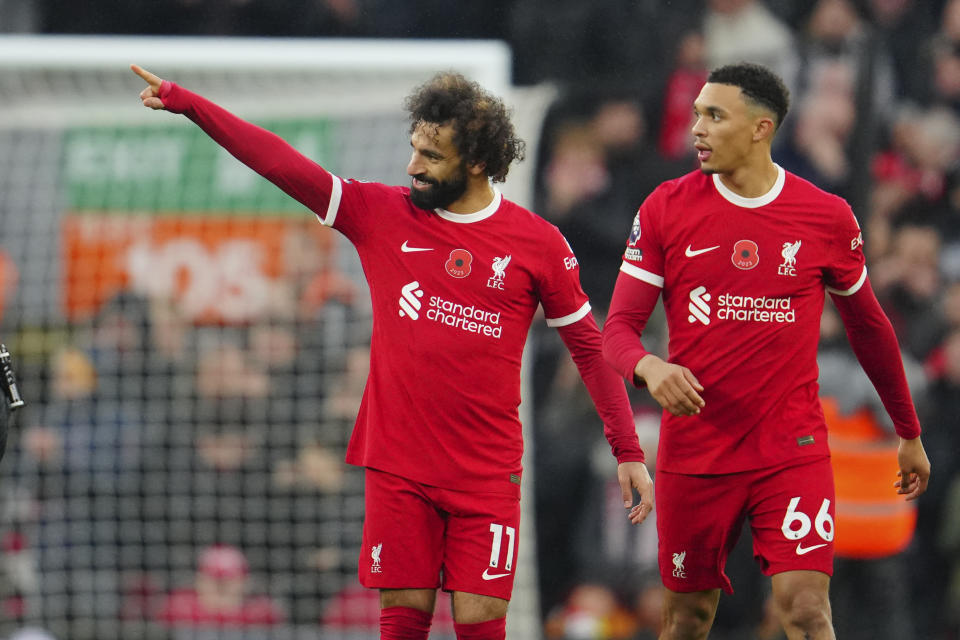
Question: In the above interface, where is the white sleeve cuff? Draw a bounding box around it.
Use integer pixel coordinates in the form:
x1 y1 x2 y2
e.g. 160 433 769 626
620 261 664 288
317 173 342 227
546 301 591 327
826 266 867 296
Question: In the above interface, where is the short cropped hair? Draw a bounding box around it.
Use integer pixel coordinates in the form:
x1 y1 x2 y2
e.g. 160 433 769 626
708 63 790 130
404 72 526 183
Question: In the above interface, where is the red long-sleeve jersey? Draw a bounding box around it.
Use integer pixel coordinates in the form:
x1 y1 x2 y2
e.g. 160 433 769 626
159 81 643 496
603 167 920 474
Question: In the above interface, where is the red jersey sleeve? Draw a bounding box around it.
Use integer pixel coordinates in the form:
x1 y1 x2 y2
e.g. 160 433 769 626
159 80 404 246
537 226 644 462
601 191 667 384
820 199 919 438
618 192 667 289
537 227 592 327
557 315 644 463
822 199 867 296
831 279 922 439
158 81 337 216
602 275 661 385
317 177 408 245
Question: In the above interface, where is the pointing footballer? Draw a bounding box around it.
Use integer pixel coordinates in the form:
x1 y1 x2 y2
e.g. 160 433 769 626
132 64 653 640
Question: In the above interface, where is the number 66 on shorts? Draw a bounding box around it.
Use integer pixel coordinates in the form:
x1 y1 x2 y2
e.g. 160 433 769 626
656 458 836 594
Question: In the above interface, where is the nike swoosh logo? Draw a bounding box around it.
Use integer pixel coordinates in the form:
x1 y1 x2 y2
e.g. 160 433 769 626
481 568 511 580
685 245 720 257
795 542 828 555
401 241 434 253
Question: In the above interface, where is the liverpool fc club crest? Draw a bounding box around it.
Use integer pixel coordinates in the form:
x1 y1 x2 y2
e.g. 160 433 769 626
778 240 801 276
487 255 511 290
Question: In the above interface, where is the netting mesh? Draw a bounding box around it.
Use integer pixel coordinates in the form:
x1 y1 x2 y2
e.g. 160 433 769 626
0 37 541 640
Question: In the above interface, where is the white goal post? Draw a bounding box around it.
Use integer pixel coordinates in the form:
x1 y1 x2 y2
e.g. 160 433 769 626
0 35 554 640
0 35 545 206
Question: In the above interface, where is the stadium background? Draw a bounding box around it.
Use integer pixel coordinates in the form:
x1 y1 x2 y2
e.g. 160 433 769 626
1 1 959 639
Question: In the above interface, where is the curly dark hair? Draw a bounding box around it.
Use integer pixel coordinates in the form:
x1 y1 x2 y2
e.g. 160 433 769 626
708 62 790 131
403 72 526 183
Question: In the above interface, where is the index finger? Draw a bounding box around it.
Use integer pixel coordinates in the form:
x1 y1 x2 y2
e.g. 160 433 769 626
130 64 162 88
629 502 651 525
896 470 926 501
683 367 705 394
677 379 704 413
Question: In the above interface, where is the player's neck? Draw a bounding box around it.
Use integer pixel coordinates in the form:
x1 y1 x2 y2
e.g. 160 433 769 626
443 180 496 215
716 157 779 199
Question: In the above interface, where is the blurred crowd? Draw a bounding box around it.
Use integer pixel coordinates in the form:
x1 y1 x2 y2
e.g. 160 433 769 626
2 0 960 639
0 261 375 639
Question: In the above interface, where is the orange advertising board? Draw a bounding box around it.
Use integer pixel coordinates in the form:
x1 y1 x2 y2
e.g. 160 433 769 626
63 214 345 324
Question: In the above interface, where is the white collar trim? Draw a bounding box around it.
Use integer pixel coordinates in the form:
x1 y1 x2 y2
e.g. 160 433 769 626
712 164 785 208
435 188 501 223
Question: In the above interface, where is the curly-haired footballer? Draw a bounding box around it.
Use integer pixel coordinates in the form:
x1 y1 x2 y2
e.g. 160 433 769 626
132 65 653 640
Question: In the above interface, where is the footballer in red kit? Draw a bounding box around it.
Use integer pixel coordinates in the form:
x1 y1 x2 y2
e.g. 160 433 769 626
326 178 603 496
133 65 654 640
614 164 869 475
602 63 929 639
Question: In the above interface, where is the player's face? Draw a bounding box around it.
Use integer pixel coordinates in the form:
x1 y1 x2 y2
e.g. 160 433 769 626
691 83 757 175
407 121 469 211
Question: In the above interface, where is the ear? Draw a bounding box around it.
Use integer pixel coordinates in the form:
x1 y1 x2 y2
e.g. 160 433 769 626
753 116 776 143
467 161 487 176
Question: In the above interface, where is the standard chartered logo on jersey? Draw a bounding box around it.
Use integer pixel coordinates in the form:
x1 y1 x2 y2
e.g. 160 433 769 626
688 285 795 325
399 281 425 319
399 281 503 338
688 286 712 324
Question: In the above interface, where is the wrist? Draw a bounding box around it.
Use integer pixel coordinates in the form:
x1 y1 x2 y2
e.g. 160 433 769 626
159 80 185 114
634 354 661 382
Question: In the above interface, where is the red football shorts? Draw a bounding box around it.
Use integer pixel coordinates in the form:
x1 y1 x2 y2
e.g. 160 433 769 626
359 467 521 600
656 456 835 594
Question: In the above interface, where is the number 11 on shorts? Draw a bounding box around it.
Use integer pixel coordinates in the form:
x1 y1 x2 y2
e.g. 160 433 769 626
488 523 515 571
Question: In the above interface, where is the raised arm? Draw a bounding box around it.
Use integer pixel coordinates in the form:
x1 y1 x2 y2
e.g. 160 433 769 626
131 64 336 216
830 278 931 500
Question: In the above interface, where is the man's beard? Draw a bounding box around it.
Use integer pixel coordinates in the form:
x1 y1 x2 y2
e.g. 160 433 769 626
410 167 468 211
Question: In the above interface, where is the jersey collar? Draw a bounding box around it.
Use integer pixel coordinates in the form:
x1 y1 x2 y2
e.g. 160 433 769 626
434 188 502 223
712 164 785 208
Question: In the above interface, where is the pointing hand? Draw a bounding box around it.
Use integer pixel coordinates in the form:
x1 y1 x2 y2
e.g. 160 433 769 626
130 64 165 110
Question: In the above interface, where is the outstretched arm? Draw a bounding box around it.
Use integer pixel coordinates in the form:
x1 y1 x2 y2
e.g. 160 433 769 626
131 64 336 216
831 279 930 500
556 314 654 525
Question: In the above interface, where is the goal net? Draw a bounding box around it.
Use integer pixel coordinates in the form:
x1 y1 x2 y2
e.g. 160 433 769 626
0 35 551 640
